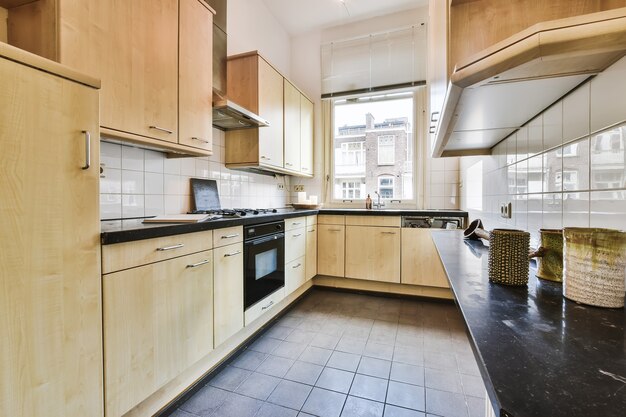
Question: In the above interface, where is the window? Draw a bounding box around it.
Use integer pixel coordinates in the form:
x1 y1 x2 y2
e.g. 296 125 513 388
378 176 394 198
331 91 415 201
378 135 395 165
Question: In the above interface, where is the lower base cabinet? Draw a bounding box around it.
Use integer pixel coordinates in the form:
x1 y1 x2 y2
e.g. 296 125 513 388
244 288 285 326
213 242 244 347
401 228 450 288
345 226 401 283
286 256 306 295
317 224 345 277
305 224 317 280
103 250 214 417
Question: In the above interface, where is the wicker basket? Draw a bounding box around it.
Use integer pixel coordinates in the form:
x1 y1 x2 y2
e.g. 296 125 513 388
529 229 564 282
563 228 626 308
488 229 531 286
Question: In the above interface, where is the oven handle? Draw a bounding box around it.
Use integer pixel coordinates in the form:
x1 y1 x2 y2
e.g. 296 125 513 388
245 233 285 246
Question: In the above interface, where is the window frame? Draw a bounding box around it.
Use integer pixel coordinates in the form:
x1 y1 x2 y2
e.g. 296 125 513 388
377 135 396 165
378 175 395 198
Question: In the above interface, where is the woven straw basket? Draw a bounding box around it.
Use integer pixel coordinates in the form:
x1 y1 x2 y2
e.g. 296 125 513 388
488 229 531 286
563 228 626 308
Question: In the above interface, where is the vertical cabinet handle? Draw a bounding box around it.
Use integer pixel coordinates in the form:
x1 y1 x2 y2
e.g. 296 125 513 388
81 130 91 170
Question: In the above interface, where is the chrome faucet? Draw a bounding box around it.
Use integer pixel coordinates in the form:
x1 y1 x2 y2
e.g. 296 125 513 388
373 191 385 209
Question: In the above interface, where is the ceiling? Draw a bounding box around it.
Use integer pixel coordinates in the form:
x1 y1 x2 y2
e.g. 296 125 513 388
262 0 428 35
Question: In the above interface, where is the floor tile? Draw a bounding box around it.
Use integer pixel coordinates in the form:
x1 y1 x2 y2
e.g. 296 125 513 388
267 379 313 410
265 325 295 340
393 345 423 366
466 395 486 417
286 329 317 344
327 351 362 372
425 388 468 417
423 351 458 371
298 413 316 417
424 368 463 394
310 333 341 350
299 346 333 366
179 386 230 415
390 362 425 387
274 340 308 360
208 366 252 391
357 357 392 379
213 392 263 417
383 404 426 417
387 381 425 412
336 336 367 355
256 355 295 378
460 374 486 398
249 336 282 354
363 341 394 360
254 402 299 417
456 353 481 377
279 316 305 329
168 409 196 417
235 372 281 400
232 350 268 371
349 374 388 403
316 367 355 394
301 387 347 417
340 396 385 417
284 361 324 385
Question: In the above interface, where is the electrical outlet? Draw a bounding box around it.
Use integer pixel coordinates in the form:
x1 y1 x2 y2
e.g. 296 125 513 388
500 202 512 218
277 183 285 190
294 185 305 192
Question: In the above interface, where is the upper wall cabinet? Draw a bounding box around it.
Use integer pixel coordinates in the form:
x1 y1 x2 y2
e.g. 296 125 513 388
225 51 314 177
429 1 626 157
1 0 214 157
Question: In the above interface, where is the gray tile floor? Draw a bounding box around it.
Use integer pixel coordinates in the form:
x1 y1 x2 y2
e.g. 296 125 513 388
170 289 487 417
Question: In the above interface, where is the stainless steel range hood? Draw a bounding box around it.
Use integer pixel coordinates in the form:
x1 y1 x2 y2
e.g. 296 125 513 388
208 0 269 131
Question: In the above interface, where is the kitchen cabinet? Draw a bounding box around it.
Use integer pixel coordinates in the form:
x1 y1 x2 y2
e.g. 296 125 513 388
427 0 449 145
345 226 401 283
244 287 285 326
3 0 215 156
0 44 102 417
285 218 306 295
401 229 450 288
306 224 318 281
284 79 302 172
178 0 213 152
317 224 345 277
286 257 306 296
103 250 214 417
285 223 306 264
300 94 314 175
213 242 244 347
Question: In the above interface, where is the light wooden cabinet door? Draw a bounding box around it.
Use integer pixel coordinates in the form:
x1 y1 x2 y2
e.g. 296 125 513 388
427 0 449 141
60 0 179 143
401 229 450 288
179 0 213 151
300 95 314 175
258 57 284 168
284 79 301 172
213 243 244 347
286 257 306 295
103 250 214 417
317 225 345 277
306 224 318 280
345 226 401 283
0 55 102 417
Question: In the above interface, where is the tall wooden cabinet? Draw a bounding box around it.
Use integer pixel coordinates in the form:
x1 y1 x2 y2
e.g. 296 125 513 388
300 95 314 175
0 45 102 417
284 79 302 172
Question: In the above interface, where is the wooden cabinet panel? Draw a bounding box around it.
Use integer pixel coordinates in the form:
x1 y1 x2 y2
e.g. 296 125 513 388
306 225 318 281
300 95 314 175
286 256 306 295
213 243 244 347
401 229 449 288
258 57 284 168
213 225 243 248
0 55 102 417
345 215 401 227
306 215 318 226
244 288 285 326
284 79 301 172
286 216 307 231
179 0 213 151
317 224 345 277
345 226 401 283
285 226 306 263
103 250 214 417
428 0 449 137
318 214 345 225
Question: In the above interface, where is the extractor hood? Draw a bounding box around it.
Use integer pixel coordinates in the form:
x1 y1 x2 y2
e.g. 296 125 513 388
208 0 269 131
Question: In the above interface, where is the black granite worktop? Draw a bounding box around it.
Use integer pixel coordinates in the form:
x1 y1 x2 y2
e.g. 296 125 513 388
101 208 468 245
431 230 626 417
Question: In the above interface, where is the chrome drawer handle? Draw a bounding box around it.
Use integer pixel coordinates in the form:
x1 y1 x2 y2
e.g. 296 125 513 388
381 232 396 235
292 222 302 225
224 250 242 257
261 301 274 310
308 229 316 232
302 167 309 171
292 263 302 269
157 243 184 251
149 125 174 134
292 233 302 237
221 234 240 239
187 259 210 268
285 162 293 166
192 137 209 143
329 229 342 232
81 130 91 170
261 156 271 160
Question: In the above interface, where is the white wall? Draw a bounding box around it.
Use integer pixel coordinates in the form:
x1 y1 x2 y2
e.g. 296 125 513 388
227 0 292 76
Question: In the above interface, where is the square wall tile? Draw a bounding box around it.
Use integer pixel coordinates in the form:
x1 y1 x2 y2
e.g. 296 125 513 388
100 194 121 220
563 83 590 143
515 159 528 195
561 138 589 192
145 172 164 195
528 115 543 157
543 101 563 151
101 141 122 169
122 194 145 218
591 55 626 133
506 133 517 165
517 126 529 161
543 149 562 193
100 167 122 194
527 155 543 194
164 158 181 175
590 190 626 230
122 170 145 194
121 146 144 171
145 195 165 217
527 194 543 247
145 150 165 173
563 193 590 227
542 193 563 229
590 125 626 190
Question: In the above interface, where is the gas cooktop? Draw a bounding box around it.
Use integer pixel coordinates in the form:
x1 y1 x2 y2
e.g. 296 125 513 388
188 208 279 219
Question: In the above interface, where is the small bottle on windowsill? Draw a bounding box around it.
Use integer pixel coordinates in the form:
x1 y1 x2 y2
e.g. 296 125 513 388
365 194 372 210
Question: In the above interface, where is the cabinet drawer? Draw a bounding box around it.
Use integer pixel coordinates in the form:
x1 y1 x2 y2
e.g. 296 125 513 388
345 215 400 227
285 216 307 231
286 256 306 296
213 226 243 248
214 242 244 347
306 215 318 226
244 287 285 326
102 231 213 274
285 227 306 263
318 215 345 225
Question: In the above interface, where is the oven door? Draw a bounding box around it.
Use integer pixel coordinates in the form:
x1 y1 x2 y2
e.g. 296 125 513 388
244 232 285 309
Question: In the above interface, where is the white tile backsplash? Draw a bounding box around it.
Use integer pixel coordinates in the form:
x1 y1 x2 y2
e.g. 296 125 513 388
100 128 291 220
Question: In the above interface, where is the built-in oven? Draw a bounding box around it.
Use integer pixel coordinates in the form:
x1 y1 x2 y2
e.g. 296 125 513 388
243 220 285 310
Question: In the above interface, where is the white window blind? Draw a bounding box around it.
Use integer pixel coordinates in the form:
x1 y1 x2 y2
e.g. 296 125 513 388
321 25 427 97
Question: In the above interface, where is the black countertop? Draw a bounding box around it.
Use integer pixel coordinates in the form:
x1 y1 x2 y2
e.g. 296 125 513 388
431 230 626 417
101 208 468 245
